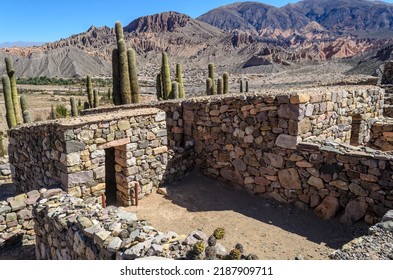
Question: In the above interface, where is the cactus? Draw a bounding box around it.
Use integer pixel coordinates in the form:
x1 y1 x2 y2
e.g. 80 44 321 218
70 97 78 117
176 63 185 98
246 81 249 93
240 80 243 93
0 132 5 157
156 74 163 100
223 72 229 94
193 241 205 255
84 102 90 110
217 77 223 95
112 48 122 105
206 78 213 96
86 76 93 108
127 48 140 104
115 21 124 41
20 95 31 123
228 249 241 260
213 227 225 240
161 52 172 100
50 105 56 120
5 58 22 125
2 75 16 128
170 81 179 99
208 63 216 95
107 88 112 101
93 89 99 108
117 39 132 104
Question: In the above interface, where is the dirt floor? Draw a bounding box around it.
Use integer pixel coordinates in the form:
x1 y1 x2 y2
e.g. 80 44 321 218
131 169 369 260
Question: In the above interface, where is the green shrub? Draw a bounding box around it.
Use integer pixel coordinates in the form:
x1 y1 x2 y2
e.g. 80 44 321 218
55 104 68 118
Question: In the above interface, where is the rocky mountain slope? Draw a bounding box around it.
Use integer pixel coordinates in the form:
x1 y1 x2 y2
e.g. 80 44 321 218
1 1 393 78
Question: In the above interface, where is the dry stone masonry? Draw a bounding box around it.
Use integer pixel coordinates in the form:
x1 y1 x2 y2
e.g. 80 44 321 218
7 85 393 229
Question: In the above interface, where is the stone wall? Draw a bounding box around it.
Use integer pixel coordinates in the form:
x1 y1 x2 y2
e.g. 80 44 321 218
8 86 392 221
370 119 393 151
8 107 194 206
33 192 247 260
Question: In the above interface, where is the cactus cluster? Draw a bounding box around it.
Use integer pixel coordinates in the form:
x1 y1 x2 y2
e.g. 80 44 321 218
193 241 205 255
206 64 230 95
112 21 140 105
228 248 242 260
156 52 185 100
84 76 100 109
2 58 31 129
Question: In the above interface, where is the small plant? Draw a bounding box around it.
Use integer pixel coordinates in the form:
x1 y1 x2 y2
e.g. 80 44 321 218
240 80 243 93
228 249 241 260
55 104 68 119
193 241 205 255
223 72 229 94
213 227 225 240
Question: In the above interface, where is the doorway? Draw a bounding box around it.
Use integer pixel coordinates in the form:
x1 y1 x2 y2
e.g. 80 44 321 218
105 147 117 205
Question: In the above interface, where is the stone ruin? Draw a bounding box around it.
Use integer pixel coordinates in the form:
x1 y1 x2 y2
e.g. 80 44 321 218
3 84 393 259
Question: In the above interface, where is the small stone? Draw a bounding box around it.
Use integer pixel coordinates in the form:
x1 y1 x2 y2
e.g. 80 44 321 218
118 120 131 130
329 180 349 191
107 237 122 252
275 135 298 149
94 230 111 247
9 200 26 211
232 159 247 172
278 168 301 190
6 212 17 223
0 206 12 215
78 217 93 229
382 210 393 222
307 176 324 189
157 188 168 195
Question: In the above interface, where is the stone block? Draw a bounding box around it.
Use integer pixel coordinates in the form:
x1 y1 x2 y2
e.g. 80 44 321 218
263 153 284 168
277 104 300 120
65 141 86 153
290 94 310 104
10 200 26 211
61 170 94 188
278 168 301 190
307 176 324 189
118 120 131 131
275 135 299 150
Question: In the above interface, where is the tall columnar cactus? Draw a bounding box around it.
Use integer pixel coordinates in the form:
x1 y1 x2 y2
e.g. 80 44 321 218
246 80 249 93
107 88 112 101
0 132 5 157
93 89 99 108
223 72 229 94
206 78 213 96
170 81 179 99
5 57 22 125
86 76 93 108
112 48 122 105
127 48 140 104
2 75 16 128
115 21 124 41
70 97 78 117
118 39 132 104
176 63 185 98
161 52 172 100
240 80 243 93
217 77 223 95
208 63 216 95
20 95 32 123
156 74 163 100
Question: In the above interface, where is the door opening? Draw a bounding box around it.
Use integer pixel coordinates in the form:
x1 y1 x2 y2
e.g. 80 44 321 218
105 147 117 205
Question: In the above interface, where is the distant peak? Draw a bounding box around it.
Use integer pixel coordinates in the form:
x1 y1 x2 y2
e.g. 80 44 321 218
124 11 192 33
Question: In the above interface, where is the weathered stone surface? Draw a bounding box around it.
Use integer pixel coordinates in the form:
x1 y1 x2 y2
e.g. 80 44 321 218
263 153 284 168
275 135 298 149
278 168 301 190
340 198 367 224
278 104 300 120
232 159 247 172
329 180 349 191
307 176 324 189
290 94 310 104
118 120 131 130
65 141 86 153
107 237 122 252
348 183 367 196
314 196 340 220
61 171 93 187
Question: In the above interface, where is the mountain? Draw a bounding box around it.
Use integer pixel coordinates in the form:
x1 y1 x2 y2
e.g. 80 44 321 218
2 1 393 78
291 0 393 38
197 0 393 38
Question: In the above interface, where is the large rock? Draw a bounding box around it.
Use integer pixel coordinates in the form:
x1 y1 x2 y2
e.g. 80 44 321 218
275 135 299 149
340 198 367 224
278 168 301 189
314 196 340 220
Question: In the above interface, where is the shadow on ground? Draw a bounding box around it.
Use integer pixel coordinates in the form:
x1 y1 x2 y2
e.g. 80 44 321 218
161 169 368 250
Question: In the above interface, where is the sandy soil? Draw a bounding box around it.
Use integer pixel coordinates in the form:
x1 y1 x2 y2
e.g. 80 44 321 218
131 169 369 260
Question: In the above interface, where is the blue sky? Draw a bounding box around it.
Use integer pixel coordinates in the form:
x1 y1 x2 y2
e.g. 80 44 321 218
1 0 393 42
